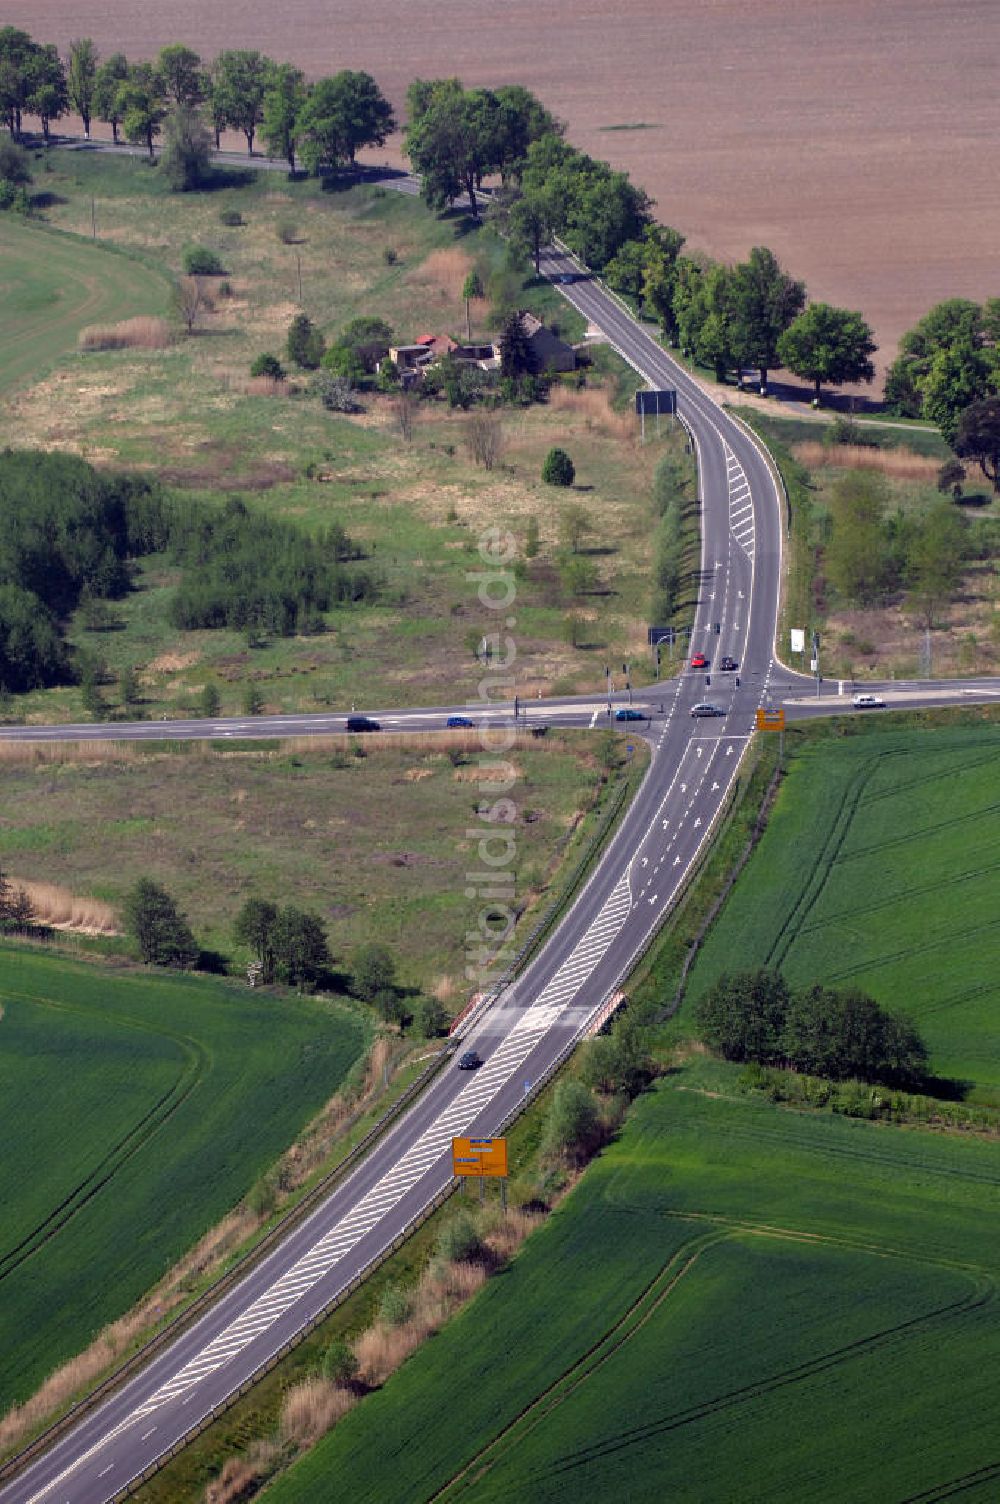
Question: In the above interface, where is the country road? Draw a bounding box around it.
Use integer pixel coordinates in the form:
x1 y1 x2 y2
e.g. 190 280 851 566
2 147 999 1504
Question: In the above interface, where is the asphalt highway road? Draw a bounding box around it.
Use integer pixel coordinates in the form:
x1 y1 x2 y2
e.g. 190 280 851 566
4 162 1000 1504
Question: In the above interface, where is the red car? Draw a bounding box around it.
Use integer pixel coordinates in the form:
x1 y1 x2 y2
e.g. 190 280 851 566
690 653 709 669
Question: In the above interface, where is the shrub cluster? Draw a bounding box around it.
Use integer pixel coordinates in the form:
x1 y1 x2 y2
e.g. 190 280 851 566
694 968 927 1089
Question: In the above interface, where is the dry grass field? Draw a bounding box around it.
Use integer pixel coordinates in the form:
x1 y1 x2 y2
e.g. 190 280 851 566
13 0 1000 370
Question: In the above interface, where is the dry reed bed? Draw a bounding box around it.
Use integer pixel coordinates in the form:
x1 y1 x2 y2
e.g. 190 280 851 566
0 730 538 768
78 317 173 351
791 441 940 480
547 384 636 443
9 880 119 936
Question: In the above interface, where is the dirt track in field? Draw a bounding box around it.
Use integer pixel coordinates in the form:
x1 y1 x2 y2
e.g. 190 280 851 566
13 0 1000 371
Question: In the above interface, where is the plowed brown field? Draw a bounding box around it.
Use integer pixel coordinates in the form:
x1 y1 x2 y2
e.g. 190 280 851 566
12 0 1000 368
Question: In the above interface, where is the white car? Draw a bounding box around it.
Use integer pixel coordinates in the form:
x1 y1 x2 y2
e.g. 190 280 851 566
690 703 724 718
852 693 885 709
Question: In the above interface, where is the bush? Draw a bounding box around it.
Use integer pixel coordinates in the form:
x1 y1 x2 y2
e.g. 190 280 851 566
415 996 449 1038
0 139 32 186
219 208 243 227
321 1340 359 1388
542 447 575 486
182 245 224 276
276 218 299 245
542 1079 602 1164
250 352 285 380
435 1214 482 1264
0 179 30 214
312 371 357 412
354 942 396 1001
378 1283 411 1326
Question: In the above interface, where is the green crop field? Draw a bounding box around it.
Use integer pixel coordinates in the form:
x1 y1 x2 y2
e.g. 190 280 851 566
0 217 168 396
686 720 1000 1104
267 1053 1000 1504
0 944 367 1412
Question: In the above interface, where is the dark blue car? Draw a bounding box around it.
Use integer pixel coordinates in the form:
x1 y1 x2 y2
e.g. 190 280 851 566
614 708 645 721
446 715 474 728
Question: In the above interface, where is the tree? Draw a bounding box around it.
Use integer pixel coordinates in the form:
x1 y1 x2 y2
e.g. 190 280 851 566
502 185 558 275
210 50 271 154
67 38 98 138
560 554 597 597
250 351 284 380
782 984 926 1087
641 224 687 343
906 502 967 629
271 906 330 988
160 104 212 191
80 669 107 721
171 276 208 334
920 339 990 445
694 968 790 1064
354 942 396 1001
93 52 129 144
404 78 503 216
415 995 449 1038
117 65 166 159
462 269 484 340
542 1079 601 1165
242 681 264 715
581 1015 654 1099
954 396 1000 492
119 663 140 708
198 680 221 717
542 447 575 487
321 1340 359 1388
558 502 591 552
297 70 395 175
937 458 966 502
156 45 205 107
287 312 325 370
0 136 31 185
824 471 895 605
729 245 805 393
26 43 68 141
465 413 504 471
0 26 38 138
777 302 877 403
492 83 562 181
524 515 540 558
233 897 278 982
261 63 305 172
123 877 198 967
498 309 532 379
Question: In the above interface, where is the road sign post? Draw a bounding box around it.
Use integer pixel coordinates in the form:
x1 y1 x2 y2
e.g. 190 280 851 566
635 389 677 443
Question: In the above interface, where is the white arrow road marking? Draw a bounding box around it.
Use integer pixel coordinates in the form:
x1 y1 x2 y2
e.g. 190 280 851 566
694 817 702 828
696 747 703 758
712 781 720 791
674 855 681 866
648 894 658 905
680 783 687 792
726 745 734 756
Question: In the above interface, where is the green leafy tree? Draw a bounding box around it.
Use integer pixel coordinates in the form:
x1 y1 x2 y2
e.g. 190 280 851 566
198 681 221 717
502 184 558 275
160 103 213 191
777 302 877 403
560 554 597 596
729 245 806 393
604 236 648 304
462 268 484 340
156 45 205 107
415 996 449 1038
93 52 129 143
404 78 503 216
824 471 895 605
271 905 331 989
67 38 98 138
261 63 305 172
640 224 687 343
0 26 39 138
210 49 271 154
354 941 396 1001
542 1079 602 1165
241 681 264 714
119 664 140 708
581 1015 654 1099
954 396 1000 492
287 312 325 370
694 968 790 1064
782 984 926 1087
922 340 992 445
524 515 541 558
117 64 166 159
123 877 198 968
498 309 532 378
297 70 395 174
26 43 68 140
936 458 966 501
0 136 31 186
492 83 562 182
558 502 591 552
542 447 575 487
80 667 108 721
233 897 278 982
906 501 967 628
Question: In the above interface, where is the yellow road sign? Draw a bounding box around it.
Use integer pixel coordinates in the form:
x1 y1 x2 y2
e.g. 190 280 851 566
756 707 785 731
452 1136 508 1178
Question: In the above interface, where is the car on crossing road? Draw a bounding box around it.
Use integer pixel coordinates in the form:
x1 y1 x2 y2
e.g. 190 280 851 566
719 656 739 671
346 715 381 732
690 703 725 718
458 1050 484 1070
446 715 474 727
614 708 645 721
690 653 709 669
852 693 885 709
